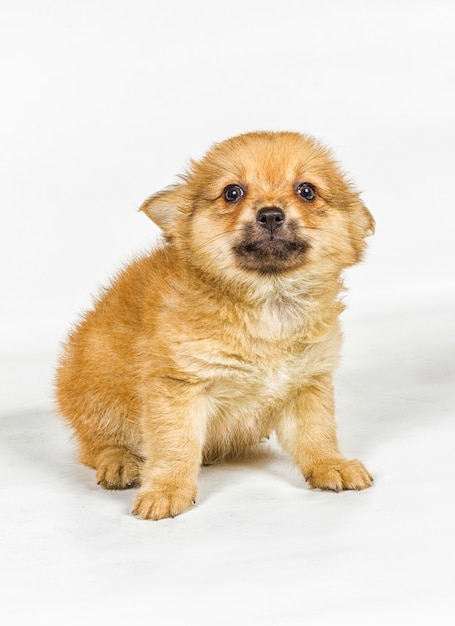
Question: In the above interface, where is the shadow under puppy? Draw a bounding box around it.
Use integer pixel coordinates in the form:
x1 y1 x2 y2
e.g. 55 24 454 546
56 131 375 520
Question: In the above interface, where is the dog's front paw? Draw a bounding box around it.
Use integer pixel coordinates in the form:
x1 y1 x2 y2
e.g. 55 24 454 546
132 485 196 520
305 458 373 492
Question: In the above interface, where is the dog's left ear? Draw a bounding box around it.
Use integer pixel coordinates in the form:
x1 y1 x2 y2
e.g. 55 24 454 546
347 200 375 263
359 203 375 237
139 184 189 235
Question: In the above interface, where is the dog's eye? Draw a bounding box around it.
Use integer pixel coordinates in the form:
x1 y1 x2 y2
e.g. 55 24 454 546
223 184 245 203
296 182 317 202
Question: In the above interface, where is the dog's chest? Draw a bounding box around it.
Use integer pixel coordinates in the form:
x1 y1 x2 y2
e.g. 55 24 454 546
171 295 340 416
209 353 293 404
175 330 334 410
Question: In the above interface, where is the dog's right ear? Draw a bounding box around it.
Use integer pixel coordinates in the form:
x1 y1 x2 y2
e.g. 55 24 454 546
139 184 189 235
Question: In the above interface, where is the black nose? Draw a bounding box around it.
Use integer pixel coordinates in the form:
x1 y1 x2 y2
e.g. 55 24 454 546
256 207 285 234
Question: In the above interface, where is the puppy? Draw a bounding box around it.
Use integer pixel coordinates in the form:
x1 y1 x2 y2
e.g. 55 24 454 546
56 131 375 520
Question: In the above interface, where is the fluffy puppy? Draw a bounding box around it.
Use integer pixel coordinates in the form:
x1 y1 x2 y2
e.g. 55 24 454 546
56 131 375 520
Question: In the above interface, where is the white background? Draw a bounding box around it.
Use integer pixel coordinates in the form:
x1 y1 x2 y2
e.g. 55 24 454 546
1 0 454 361
1 1 454 625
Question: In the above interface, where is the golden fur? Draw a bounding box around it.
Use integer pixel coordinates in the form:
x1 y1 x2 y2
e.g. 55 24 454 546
55 131 375 520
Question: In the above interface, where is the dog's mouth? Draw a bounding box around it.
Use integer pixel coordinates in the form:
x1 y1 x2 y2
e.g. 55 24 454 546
233 222 309 275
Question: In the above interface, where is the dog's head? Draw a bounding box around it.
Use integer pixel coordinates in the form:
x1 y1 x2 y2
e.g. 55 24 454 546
140 132 374 285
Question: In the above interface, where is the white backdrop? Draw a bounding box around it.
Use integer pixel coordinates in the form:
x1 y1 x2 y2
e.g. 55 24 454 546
2 4 455 624
1 0 454 391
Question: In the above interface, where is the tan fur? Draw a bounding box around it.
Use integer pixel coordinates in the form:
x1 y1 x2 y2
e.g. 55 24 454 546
55 131 375 520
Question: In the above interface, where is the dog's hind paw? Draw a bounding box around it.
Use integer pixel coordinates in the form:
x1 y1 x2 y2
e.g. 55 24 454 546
95 446 141 490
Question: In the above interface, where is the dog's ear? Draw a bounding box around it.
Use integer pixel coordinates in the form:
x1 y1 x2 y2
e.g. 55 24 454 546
139 184 189 234
347 200 375 263
359 203 375 237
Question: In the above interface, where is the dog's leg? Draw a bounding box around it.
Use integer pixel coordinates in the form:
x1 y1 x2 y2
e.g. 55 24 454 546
132 379 209 520
276 375 373 492
73 421 143 490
